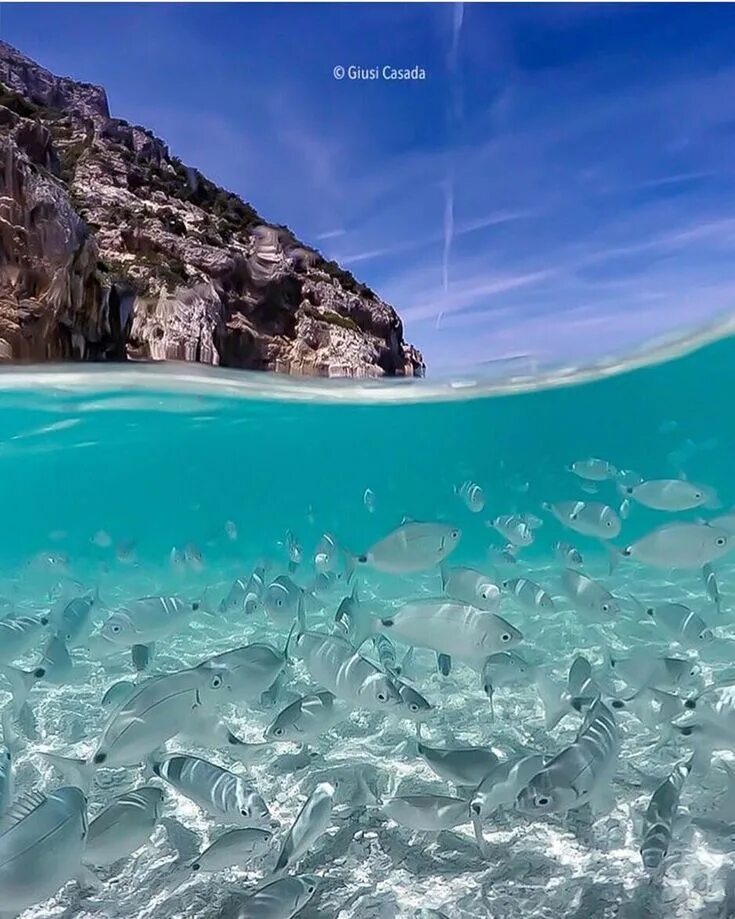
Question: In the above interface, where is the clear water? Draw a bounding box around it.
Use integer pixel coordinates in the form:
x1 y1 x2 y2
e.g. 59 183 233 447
0 335 734 918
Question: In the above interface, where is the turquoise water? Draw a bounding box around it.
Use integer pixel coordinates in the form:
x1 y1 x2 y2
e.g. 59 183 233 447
0 335 734 918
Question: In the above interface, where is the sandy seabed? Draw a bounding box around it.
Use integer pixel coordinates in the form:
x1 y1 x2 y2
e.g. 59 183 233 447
5 552 735 919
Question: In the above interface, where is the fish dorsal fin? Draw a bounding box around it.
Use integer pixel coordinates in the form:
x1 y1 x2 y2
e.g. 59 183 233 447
0 790 46 832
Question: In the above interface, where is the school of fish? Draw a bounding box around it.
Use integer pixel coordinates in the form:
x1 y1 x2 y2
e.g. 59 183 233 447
2 453 735 918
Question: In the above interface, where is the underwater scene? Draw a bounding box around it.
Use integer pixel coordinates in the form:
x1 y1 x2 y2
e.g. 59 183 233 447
0 336 735 919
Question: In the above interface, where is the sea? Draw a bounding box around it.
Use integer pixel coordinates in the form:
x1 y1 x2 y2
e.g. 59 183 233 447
0 329 734 919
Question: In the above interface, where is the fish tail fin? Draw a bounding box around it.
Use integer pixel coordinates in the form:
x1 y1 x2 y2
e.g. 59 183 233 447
0 704 18 752
533 670 569 730
40 752 95 790
0 665 44 718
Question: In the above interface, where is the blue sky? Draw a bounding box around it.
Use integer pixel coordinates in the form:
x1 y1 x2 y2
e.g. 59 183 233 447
3 3 735 373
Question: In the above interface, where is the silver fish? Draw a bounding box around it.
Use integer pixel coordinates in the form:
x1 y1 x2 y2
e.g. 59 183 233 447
488 545 518 567
440 564 500 611
116 539 137 565
615 468 644 489
220 577 249 615
52 592 96 646
169 546 186 572
236 875 318 919
100 596 198 646
492 515 533 547
38 632 74 685
417 741 498 786
184 542 204 571
265 691 344 743
622 522 731 569
516 698 619 815
85 786 163 866
635 599 714 648
355 522 461 574
482 651 535 716
535 657 600 730
544 500 621 539
100 679 137 710
702 563 722 614
394 679 434 722
181 709 272 766
0 787 88 916
0 615 49 664
293 631 401 712
710 511 735 534
264 576 306 626
275 781 334 871
91 529 112 548
608 651 699 692
553 541 584 568
471 754 547 820
334 583 370 645
455 480 485 513
191 827 273 873
203 642 287 702
568 457 617 481
314 533 350 581
501 577 554 612
285 530 303 571
619 497 632 520
640 759 691 871
92 663 229 766
379 794 469 831
363 488 376 513
561 568 619 618
225 520 238 541
377 599 522 662
152 753 269 826
244 566 266 616
627 479 718 512
519 512 544 530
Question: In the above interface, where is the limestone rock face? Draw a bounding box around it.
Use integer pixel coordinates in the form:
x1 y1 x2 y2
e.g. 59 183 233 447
0 42 424 377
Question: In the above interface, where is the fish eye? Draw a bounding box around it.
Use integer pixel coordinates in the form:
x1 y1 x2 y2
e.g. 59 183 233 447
211 674 223 689
501 633 511 642
680 726 694 737
606 520 613 527
685 699 697 710
377 692 387 702
307 885 316 894
690 667 698 677
535 795 550 807
646 608 655 617
717 537 727 547
111 624 121 634
611 699 624 709
191 863 201 872
277 599 283 607
240 807 250 817
192 602 200 611
274 727 284 737
601 604 610 613
409 703 419 713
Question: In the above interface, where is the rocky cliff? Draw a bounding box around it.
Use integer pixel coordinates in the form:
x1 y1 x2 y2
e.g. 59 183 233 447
0 42 424 376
